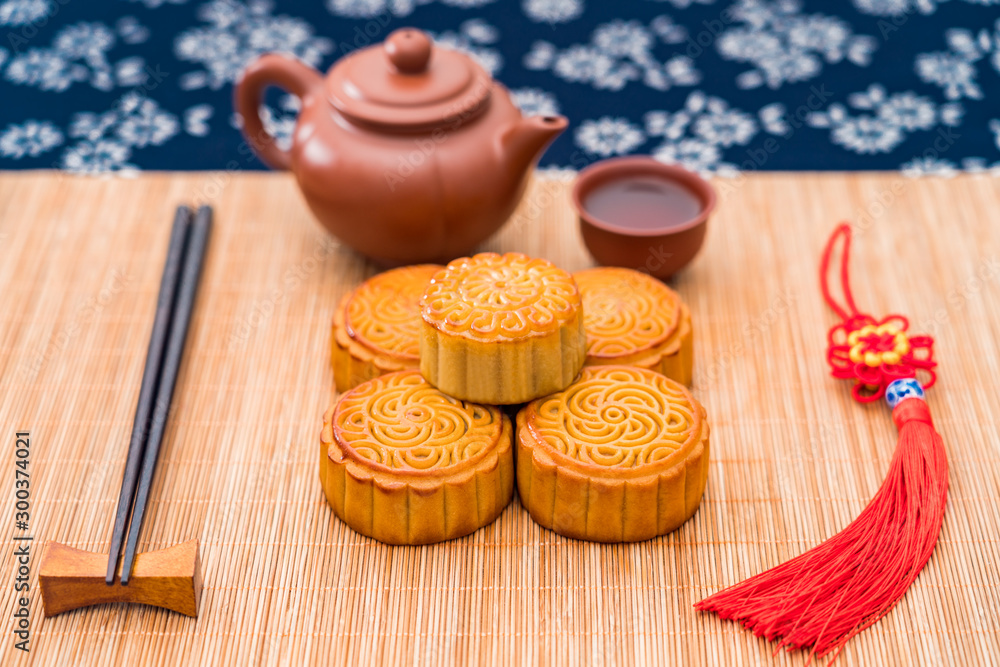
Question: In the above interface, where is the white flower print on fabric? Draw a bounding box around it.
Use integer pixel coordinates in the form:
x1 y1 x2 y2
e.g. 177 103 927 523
575 117 646 157
116 58 149 87
757 102 791 136
116 16 150 45
807 85 963 155
900 156 958 177
523 0 583 24
510 88 561 118
902 156 1000 178
60 93 180 174
853 0 999 16
0 0 51 26
853 0 938 14
62 139 136 175
175 0 332 90
0 120 63 158
184 104 214 136
259 95 300 151
117 99 180 147
525 17 699 91
430 20 502 75
645 92 759 173
55 21 115 58
716 0 877 89
916 52 980 100
960 155 1000 175
833 117 904 155
655 139 724 173
326 0 493 19
327 0 413 15
124 0 190 7
3 22 146 92
229 94 299 151
647 0 717 7
914 22 1000 100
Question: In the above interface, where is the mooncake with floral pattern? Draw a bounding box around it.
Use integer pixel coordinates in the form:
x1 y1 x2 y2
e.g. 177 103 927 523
420 253 586 404
331 265 442 392
321 371 514 544
574 267 693 385
516 365 709 542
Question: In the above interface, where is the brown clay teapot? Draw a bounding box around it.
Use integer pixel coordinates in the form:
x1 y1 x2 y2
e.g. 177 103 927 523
235 28 567 266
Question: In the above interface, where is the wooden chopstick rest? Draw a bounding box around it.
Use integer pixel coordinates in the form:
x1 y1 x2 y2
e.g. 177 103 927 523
39 205 211 618
39 541 201 618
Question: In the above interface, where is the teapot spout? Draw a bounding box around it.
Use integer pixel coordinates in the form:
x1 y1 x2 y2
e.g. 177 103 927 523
500 115 568 175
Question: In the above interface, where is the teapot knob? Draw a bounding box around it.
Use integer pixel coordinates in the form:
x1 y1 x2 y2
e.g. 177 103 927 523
385 28 432 74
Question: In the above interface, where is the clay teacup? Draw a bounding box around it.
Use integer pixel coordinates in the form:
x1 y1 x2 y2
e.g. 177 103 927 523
572 157 716 279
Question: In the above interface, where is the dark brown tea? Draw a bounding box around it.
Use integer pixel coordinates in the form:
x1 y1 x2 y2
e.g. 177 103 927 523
582 175 703 230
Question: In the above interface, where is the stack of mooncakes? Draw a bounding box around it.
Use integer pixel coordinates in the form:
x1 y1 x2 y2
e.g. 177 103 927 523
322 253 709 544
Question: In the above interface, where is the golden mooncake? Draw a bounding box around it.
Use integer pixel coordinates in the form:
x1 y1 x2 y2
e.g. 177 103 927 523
331 265 442 392
516 365 709 542
574 267 694 385
321 370 514 545
420 252 586 404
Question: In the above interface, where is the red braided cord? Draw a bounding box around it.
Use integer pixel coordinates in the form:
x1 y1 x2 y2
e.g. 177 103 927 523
819 223 937 402
819 222 860 321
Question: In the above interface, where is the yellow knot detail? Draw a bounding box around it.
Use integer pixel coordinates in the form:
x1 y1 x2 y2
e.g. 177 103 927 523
847 323 910 367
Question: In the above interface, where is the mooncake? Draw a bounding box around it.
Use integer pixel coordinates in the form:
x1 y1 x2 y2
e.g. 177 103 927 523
320 370 514 545
420 252 586 404
331 264 442 392
516 365 709 542
574 267 693 385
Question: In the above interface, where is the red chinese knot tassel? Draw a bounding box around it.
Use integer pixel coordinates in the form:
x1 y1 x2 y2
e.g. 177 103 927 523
694 223 949 663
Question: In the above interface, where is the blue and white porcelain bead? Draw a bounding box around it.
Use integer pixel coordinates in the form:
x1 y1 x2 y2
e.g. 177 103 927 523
885 378 925 409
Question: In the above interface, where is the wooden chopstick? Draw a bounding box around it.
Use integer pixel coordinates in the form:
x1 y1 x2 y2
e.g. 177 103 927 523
106 206 192 585
117 205 212 585
120 205 212 585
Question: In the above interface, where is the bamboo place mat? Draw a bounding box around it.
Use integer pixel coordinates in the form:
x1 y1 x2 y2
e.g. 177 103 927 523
1 171 999 666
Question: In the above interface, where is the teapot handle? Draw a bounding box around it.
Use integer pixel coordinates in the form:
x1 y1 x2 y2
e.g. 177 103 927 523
234 54 322 171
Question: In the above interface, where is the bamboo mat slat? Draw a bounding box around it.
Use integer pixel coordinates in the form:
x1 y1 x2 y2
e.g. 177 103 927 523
1 171 999 666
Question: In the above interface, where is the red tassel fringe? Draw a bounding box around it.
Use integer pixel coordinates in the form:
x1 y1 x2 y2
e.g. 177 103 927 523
695 399 948 662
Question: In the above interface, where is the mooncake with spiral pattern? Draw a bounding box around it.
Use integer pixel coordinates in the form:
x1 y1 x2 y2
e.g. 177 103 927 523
321 371 514 544
420 253 586 404
574 267 694 385
331 265 442 392
516 365 709 542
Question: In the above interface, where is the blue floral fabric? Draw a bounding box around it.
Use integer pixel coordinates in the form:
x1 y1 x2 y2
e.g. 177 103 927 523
0 0 998 174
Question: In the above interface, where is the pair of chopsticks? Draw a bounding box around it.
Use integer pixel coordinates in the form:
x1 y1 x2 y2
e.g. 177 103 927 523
106 205 212 586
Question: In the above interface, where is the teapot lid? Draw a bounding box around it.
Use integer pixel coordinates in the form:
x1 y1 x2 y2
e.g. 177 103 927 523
326 28 493 130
